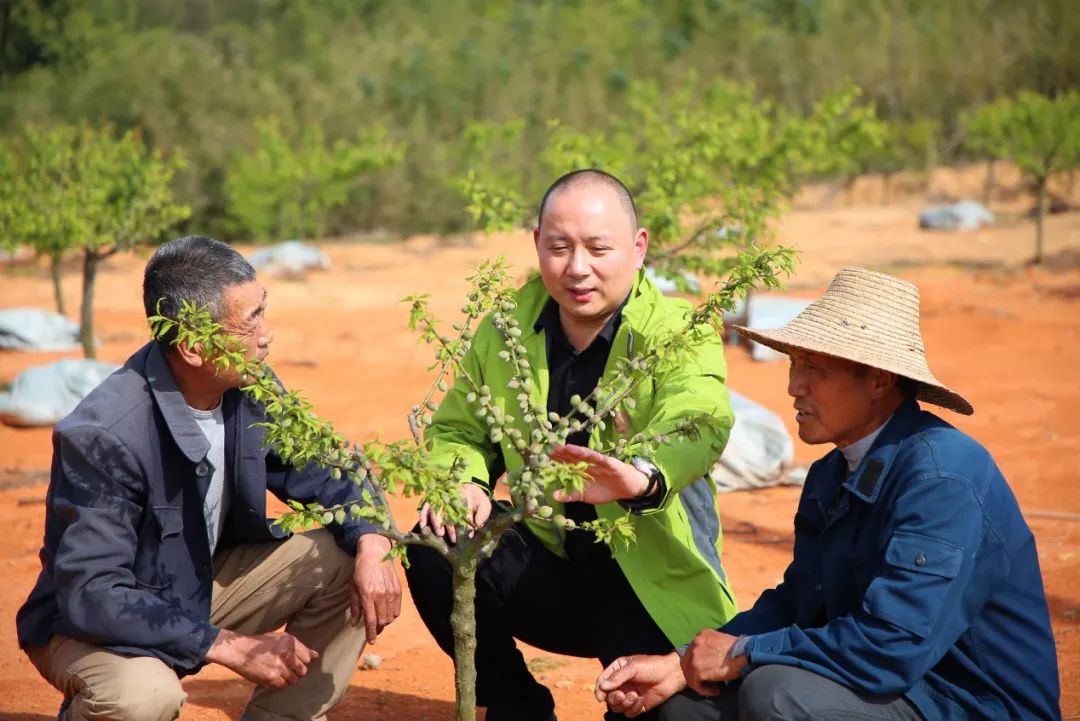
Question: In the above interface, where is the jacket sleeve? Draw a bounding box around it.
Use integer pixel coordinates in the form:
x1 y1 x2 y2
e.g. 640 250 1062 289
741 476 1002 696
50 426 219 673
424 316 502 490
723 473 826 635
630 322 733 512
265 452 381 554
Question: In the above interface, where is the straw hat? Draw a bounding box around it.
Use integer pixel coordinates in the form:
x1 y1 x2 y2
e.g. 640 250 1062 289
733 267 973 415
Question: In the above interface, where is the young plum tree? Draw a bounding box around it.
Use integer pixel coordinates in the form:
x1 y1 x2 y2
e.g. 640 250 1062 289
150 247 794 721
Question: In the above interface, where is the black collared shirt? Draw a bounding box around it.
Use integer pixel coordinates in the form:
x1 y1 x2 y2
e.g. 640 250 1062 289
533 297 629 533
533 297 626 448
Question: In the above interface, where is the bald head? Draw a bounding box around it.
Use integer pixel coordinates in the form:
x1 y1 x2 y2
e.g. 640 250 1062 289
537 169 638 230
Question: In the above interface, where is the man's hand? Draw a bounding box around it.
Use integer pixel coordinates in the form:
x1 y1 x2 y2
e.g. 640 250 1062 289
205 629 317 689
550 445 649 505
418 482 492 544
680 630 746 696
595 652 686 718
350 533 402 644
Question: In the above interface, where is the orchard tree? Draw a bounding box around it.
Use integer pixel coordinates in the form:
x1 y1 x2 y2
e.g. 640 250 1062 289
452 78 882 289
1 123 188 355
151 248 794 721
0 124 96 316
965 91 1080 264
225 117 403 242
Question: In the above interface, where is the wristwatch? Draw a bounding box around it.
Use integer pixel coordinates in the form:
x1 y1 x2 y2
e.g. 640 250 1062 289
620 456 667 513
629 456 663 498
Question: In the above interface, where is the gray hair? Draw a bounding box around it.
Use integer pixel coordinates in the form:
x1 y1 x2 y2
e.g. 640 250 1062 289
143 235 256 344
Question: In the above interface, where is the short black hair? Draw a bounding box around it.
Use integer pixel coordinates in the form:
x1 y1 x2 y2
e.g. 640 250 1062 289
536 169 638 229
143 235 256 344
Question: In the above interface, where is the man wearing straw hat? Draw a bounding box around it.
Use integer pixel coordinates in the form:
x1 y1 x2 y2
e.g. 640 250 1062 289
590 267 1060 720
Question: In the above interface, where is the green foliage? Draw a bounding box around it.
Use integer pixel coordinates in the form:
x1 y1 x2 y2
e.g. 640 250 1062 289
864 118 942 185
454 78 873 287
965 91 1080 179
1 122 188 354
1 0 1075 236
0 124 92 262
964 91 1080 262
224 117 403 242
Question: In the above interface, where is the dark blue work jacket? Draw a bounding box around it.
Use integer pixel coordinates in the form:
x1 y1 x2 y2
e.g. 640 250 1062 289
16 342 378 675
723 400 1060 720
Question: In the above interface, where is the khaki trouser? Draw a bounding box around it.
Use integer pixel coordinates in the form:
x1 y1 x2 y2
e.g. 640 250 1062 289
27 529 367 721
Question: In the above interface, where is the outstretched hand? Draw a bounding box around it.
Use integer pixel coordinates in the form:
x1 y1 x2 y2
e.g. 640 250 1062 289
549 445 649 505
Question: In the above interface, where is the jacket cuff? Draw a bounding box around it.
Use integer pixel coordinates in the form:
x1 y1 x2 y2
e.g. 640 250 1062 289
186 622 223 674
744 628 791 664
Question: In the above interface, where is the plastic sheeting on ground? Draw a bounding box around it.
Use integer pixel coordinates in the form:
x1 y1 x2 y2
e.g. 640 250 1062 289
712 389 806 492
0 308 82 352
0 359 118 427
247 241 330 276
918 200 995 231
739 294 812 362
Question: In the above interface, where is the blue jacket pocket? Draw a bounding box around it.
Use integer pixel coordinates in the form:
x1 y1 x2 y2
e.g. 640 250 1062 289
863 531 964 639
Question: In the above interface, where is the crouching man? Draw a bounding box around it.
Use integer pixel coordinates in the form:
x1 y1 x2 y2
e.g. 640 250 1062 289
592 267 1060 720
17 235 401 721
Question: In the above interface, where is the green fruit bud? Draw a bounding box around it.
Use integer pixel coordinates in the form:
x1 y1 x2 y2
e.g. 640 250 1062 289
334 508 346 525
321 511 334 525
537 505 553 518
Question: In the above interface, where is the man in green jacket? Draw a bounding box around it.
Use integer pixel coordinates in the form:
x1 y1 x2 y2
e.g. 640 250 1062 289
405 169 737 721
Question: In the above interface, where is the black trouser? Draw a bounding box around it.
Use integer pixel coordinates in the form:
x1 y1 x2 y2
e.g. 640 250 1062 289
405 518 673 721
657 665 923 721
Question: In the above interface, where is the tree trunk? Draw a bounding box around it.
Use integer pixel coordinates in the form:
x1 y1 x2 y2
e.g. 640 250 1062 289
80 250 99 359
51 251 66 316
450 557 479 721
1034 177 1047 265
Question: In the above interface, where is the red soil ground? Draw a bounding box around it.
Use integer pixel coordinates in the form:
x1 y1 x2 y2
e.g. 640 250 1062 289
1 166 1078 719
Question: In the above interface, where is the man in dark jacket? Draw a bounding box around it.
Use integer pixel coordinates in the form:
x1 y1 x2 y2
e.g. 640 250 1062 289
16 235 401 721
592 267 1060 720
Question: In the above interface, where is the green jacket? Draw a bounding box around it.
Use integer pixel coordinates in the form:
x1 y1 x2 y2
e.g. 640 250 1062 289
427 271 737 646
